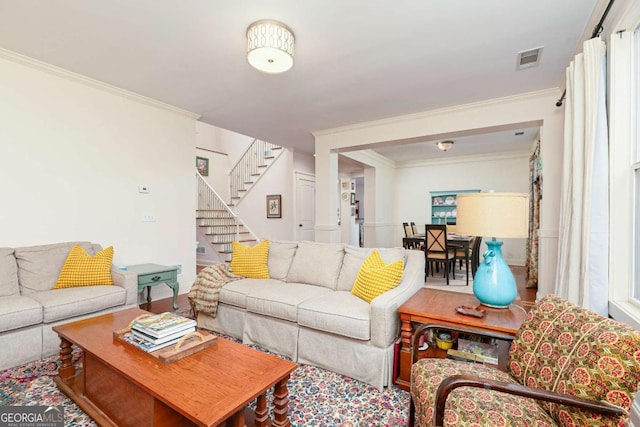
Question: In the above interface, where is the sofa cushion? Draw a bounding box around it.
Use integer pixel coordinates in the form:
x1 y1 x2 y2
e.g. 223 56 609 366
267 240 298 280
246 282 332 322
351 249 404 303
0 248 19 297
29 285 126 323
297 291 371 340
15 241 96 294
230 240 270 279
336 246 405 291
0 295 43 332
53 245 114 288
286 241 345 290
219 278 282 309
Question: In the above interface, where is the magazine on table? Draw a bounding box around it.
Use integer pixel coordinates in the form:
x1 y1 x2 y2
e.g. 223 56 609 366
131 312 197 338
121 332 180 353
131 326 196 345
455 337 499 364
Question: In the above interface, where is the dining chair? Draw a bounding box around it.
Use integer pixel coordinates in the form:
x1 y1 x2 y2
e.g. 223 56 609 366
410 222 419 236
454 236 475 276
403 222 413 238
403 222 417 249
471 236 483 277
424 224 456 284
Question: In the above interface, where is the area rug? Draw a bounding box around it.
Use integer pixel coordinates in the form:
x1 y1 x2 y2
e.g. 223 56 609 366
424 265 474 293
0 332 410 426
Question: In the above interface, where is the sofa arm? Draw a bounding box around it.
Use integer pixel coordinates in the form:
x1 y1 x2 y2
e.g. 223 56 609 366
433 375 626 427
110 266 139 306
370 250 425 348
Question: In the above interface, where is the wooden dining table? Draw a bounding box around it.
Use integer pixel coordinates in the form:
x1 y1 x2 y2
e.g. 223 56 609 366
403 233 473 286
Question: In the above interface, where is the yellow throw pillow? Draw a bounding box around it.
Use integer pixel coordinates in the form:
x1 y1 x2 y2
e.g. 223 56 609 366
230 240 270 279
351 249 404 303
53 245 114 289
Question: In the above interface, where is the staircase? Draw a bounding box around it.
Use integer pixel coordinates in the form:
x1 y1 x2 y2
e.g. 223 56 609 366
229 139 283 206
196 174 257 262
196 139 283 262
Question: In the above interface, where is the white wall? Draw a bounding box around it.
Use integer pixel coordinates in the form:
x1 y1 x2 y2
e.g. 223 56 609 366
395 152 530 265
0 50 199 302
196 122 231 201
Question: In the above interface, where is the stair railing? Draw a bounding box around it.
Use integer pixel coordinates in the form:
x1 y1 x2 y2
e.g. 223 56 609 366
229 139 282 203
197 171 261 245
197 171 241 241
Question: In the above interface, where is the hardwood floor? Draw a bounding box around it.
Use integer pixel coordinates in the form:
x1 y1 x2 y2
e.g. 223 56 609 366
143 264 537 314
139 293 191 314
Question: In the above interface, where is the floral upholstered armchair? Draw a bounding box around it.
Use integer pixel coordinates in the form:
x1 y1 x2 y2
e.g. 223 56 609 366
410 294 640 427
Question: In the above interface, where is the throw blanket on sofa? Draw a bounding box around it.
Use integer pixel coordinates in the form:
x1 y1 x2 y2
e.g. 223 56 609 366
188 264 242 318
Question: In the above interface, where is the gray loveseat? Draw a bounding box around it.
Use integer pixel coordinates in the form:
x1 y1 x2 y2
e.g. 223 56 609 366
0 241 139 371
197 240 425 390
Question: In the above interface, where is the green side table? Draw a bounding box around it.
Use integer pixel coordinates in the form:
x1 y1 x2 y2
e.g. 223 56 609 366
127 263 179 310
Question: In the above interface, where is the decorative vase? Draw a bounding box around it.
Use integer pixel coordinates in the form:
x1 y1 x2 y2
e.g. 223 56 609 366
472 239 517 308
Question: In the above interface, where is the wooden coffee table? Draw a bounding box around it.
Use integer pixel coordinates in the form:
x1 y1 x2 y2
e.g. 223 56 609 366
53 308 297 427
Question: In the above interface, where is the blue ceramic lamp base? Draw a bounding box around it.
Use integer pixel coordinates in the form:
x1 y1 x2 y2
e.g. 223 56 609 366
472 239 517 308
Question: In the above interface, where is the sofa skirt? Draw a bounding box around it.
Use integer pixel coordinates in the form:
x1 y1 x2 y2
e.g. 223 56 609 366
243 312 299 361
197 304 246 339
297 327 394 391
0 325 41 371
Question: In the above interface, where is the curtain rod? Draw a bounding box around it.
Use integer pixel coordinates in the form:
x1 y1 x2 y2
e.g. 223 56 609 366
555 0 616 107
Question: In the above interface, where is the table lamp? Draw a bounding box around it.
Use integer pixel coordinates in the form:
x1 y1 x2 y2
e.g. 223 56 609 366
455 192 529 308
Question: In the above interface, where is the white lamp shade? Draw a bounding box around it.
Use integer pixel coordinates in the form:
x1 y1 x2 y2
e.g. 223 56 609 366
247 20 295 74
455 193 529 238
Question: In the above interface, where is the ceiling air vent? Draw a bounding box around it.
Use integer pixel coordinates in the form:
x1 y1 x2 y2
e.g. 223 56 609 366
517 47 543 70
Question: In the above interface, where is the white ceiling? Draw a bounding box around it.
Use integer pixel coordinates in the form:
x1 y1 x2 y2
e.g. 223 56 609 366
0 1 598 157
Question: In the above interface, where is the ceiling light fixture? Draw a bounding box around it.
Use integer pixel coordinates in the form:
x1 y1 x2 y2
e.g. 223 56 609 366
247 20 295 74
437 140 454 152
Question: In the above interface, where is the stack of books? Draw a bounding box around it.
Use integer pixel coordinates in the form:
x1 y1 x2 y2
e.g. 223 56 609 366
446 338 499 365
122 312 197 353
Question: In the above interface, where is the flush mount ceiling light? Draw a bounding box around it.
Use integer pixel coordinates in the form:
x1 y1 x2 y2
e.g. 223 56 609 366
247 20 295 74
437 140 454 152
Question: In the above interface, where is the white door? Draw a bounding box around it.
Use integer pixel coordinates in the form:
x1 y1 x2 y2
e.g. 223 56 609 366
295 172 315 241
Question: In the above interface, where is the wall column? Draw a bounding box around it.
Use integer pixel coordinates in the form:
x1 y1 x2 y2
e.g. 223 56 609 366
314 147 340 242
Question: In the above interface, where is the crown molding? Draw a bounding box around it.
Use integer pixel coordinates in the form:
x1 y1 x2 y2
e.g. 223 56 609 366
341 149 396 169
395 150 531 168
0 48 201 120
312 88 559 137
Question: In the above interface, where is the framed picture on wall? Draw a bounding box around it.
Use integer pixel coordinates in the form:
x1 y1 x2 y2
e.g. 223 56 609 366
266 194 282 218
196 156 209 176
350 193 356 205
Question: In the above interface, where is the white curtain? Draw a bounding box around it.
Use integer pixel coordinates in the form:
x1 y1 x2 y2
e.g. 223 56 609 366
555 37 609 317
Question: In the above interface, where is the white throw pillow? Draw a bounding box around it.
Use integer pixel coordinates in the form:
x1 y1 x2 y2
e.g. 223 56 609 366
268 240 298 280
285 241 345 290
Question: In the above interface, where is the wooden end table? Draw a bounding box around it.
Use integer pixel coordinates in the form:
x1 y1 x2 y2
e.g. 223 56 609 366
127 263 179 310
395 288 527 392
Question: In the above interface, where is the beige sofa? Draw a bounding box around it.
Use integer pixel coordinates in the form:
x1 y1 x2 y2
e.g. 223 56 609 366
197 240 425 390
0 241 139 371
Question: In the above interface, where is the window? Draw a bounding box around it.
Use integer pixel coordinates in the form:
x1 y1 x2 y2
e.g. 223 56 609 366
634 28 640 300
609 15 640 329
